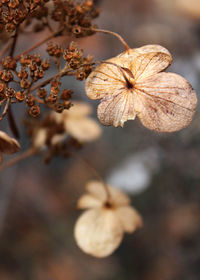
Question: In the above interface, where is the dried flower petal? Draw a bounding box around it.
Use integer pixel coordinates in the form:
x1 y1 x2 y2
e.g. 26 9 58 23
116 206 143 233
0 130 20 154
85 180 130 206
74 208 123 258
85 44 197 131
134 72 197 132
65 117 101 142
52 102 102 142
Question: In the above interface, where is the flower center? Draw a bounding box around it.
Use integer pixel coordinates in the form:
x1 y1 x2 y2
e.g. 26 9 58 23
104 201 113 209
126 79 134 89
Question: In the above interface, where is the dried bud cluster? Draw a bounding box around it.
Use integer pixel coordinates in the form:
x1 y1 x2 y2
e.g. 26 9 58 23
0 40 94 120
51 0 99 37
74 180 142 257
0 0 49 33
0 0 99 36
26 102 101 162
86 45 197 132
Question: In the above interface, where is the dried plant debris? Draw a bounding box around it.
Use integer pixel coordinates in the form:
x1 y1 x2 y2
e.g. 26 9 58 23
51 102 102 142
0 130 20 162
85 45 197 132
74 180 142 257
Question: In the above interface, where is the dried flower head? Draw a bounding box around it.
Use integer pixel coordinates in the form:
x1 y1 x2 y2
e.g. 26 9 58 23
85 45 197 132
74 180 142 258
52 102 102 142
0 130 20 162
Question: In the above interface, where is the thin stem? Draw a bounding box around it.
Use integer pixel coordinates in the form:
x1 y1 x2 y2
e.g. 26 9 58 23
14 27 64 61
0 40 13 61
91 28 130 51
72 153 111 202
29 68 71 93
0 147 37 173
9 30 18 57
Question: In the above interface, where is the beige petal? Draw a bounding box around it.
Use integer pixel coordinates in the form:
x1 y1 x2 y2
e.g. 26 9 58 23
65 117 101 142
116 206 143 233
52 102 93 123
0 130 20 154
85 57 127 100
130 51 172 82
33 128 47 148
97 89 136 127
86 180 130 206
134 72 197 132
77 194 103 209
135 44 171 56
74 208 123 257
66 102 92 117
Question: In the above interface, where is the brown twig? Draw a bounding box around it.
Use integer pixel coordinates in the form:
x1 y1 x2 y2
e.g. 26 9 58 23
0 147 37 173
72 153 111 202
90 28 130 51
14 27 64 61
0 40 13 61
29 68 73 93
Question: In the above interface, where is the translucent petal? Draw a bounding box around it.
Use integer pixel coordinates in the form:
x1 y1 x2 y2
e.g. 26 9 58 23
0 130 20 154
97 89 136 127
65 117 101 142
86 180 130 206
129 51 172 82
116 206 143 233
74 208 123 257
134 72 197 132
33 128 47 148
85 57 127 100
77 194 103 209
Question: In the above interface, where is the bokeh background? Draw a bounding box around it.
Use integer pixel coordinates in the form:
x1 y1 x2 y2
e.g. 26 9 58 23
1 0 200 279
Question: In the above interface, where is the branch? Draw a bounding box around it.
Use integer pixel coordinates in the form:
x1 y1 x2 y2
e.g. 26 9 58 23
0 147 37 172
14 27 64 61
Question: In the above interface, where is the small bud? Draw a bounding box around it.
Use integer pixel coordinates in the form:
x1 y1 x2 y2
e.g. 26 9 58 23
20 79 31 89
16 91 26 102
29 105 40 117
37 88 47 98
61 89 73 100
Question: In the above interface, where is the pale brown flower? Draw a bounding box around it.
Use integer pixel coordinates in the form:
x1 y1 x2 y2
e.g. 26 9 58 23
85 45 197 132
74 180 142 258
0 130 20 162
52 102 102 142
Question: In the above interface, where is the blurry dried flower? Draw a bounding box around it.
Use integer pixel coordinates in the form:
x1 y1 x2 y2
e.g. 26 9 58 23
85 45 197 132
33 128 47 149
0 130 20 162
52 102 102 142
176 0 200 20
74 180 142 258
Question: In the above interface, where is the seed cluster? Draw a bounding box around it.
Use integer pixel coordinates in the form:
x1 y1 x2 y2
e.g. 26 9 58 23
0 0 99 35
0 41 94 118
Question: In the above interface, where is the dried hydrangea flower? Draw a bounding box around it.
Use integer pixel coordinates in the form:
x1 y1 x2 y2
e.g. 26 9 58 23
0 130 20 162
74 180 142 258
85 45 197 132
52 102 102 142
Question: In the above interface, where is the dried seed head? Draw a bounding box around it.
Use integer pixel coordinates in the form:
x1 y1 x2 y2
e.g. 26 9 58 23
16 91 26 102
29 105 40 117
85 45 197 132
37 88 47 99
61 89 73 100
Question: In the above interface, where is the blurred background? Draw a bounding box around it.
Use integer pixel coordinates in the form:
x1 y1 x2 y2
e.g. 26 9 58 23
1 0 200 279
